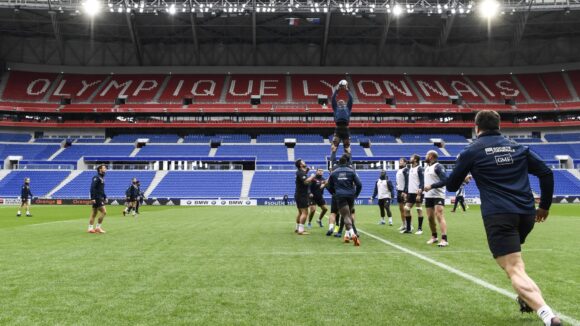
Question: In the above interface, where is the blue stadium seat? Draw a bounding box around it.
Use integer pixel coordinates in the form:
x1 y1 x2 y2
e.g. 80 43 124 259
258 134 324 143
0 170 70 197
137 145 210 156
0 144 60 160
150 171 242 198
54 145 134 160
110 134 180 143
371 144 440 157
544 133 580 142
53 171 155 198
216 145 288 160
400 134 467 143
0 133 31 142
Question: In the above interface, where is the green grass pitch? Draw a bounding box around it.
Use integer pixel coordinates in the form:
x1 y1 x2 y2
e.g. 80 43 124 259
0 204 579 325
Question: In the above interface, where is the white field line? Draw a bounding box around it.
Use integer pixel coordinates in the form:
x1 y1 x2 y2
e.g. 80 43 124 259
359 229 580 326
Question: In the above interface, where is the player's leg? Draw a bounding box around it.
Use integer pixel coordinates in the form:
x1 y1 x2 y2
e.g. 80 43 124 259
298 208 309 235
426 205 438 244
496 252 560 325
403 201 414 233
24 199 31 216
88 207 98 233
460 197 466 211
332 133 340 151
135 200 140 214
398 195 406 230
295 208 301 233
435 204 448 247
385 199 393 225
317 202 327 227
452 197 459 212
378 198 386 224
308 203 316 227
415 197 424 235
95 206 107 233
343 135 351 154
17 200 26 217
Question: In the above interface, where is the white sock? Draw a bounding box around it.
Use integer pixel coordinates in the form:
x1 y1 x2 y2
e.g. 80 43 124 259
26 210 30 215
537 305 555 325
381 217 385 221
96 223 101 229
132 211 136 216
328 223 335 231
298 224 304 233
17 210 21 215
295 223 299 230
88 225 94 230
388 217 392 222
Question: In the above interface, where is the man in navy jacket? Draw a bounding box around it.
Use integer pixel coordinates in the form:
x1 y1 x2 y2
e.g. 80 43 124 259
327 154 362 246
446 110 559 326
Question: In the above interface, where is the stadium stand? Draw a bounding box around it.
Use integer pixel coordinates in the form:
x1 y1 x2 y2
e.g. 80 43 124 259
54 145 135 160
515 74 552 102
225 75 287 103
400 134 467 143
216 145 288 160
372 144 441 157
74 138 107 143
110 134 180 143
33 138 67 143
137 145 210 156
528 143 580 159
52 171 155 198
0 170 70 197
257 134 324 143
540 72 573 102
0 133 31 142
158 75 224 104
294 145 367 161
47 74 106 103
512 138 544 143
0 144 59 160
150 171 243 198
545 132 580 142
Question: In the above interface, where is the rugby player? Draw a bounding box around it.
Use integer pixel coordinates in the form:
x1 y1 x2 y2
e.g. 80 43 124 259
88 164 108 234
422 150 449 247
295 159 316 235
403 154 424 234
327 154 362 246
395 158 409 231
371 170 394 226
446 110 560 326
331 80 353 154
307 168 328 228
17 177 33 217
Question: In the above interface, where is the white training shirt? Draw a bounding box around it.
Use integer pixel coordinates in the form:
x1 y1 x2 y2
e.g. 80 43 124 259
396 168 406 191
424 162 446 199
376 179 391 199
408 165 422 193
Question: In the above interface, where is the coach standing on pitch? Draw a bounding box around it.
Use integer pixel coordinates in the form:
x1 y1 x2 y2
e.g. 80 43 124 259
446 110 560 326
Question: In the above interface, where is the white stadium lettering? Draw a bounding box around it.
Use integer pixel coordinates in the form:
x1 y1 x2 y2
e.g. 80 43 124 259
172 79 185 96
132 80 158 96
77 80 102 96
27 79 51 96
52 80 71 97
417 80 448 97
476 80 495 97
357 80 382 96
382 80 413 97
100 80 132 97
192 80 216 96
229 79 253 96
496 80 519 97
259 80 279 96
450 80 478 97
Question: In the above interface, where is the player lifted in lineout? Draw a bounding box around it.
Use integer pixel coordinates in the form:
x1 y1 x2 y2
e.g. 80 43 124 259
331 79 353 154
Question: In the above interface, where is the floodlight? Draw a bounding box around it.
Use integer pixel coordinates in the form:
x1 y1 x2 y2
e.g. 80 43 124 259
82 0 102 17
479 0 500 19
392 3 403 16
168 4 176 14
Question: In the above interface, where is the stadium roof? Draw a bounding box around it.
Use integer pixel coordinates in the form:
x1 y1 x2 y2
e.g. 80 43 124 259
0 0 579 67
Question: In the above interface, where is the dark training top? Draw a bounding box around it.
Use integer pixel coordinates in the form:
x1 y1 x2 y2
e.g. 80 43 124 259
126 184 139 198
327 165 362 199
295 169 310 197
309 177 325 198
446 130 554 217
21 184 33 199
90 174 107 201
331 89 353 125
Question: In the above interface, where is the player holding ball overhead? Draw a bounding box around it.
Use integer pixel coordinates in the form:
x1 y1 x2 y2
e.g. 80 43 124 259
331 79 353 154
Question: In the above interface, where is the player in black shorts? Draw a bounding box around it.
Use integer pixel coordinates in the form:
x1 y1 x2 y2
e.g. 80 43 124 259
446 111 560 326
331 80 353 154
307 169 328 228
88 164 108 234
295 159 316 235
17 177 33 217
403 154 425 234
